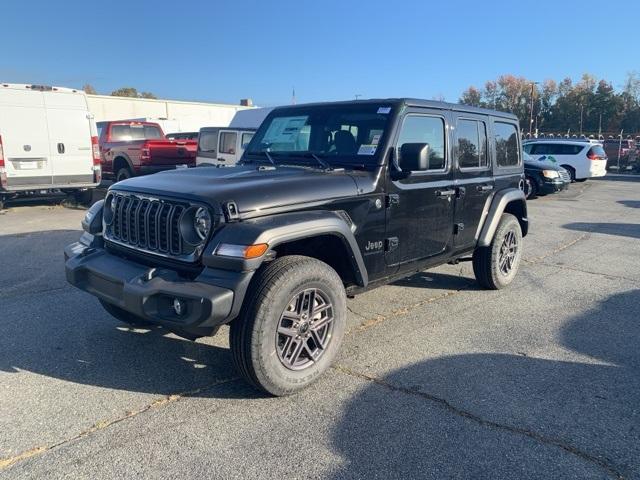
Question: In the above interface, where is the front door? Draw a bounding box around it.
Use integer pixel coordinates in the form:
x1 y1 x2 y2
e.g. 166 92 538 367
385 111 455 266
452 114 495 251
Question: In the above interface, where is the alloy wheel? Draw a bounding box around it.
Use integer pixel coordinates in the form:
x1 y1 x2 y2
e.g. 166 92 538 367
498 230 518 276
276 288 334 370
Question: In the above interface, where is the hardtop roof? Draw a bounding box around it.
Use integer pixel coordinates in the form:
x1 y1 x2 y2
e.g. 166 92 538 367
270 98 519 121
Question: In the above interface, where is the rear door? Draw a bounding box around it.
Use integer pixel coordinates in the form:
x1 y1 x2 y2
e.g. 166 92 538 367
452 114 494 251
43 91 94 186
217 130 238 164
0 87 53 188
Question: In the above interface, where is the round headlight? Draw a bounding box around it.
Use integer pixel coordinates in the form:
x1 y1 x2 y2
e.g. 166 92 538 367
103 194 116 225
194 207 212 240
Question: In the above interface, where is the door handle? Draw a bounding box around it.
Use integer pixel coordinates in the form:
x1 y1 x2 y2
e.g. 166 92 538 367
436 189 456 197
57 143 65 154
477 185 494 192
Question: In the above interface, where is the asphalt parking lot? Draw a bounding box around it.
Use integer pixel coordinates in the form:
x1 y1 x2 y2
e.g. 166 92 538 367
1 177 639 479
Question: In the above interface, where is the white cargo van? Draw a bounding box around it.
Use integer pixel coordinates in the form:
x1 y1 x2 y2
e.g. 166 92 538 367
0 84 101 209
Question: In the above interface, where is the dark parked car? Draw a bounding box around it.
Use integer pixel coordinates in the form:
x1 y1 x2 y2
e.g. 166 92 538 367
66 99 528 396
523 152 569 199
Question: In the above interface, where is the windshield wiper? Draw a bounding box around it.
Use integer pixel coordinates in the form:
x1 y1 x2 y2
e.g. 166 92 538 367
297 152 332 170
247 150 276 166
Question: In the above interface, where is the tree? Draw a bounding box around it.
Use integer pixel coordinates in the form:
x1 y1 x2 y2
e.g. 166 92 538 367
458 73 640 135
111 87 140 98
110 87 158 99
82 84 97 95
459 86 482 107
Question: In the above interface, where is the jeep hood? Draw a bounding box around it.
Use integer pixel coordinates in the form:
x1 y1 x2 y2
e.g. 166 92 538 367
112 164 363 216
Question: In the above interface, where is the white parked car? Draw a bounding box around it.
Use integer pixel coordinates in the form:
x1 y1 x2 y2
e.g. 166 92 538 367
522 139 607 182
0 84 101 209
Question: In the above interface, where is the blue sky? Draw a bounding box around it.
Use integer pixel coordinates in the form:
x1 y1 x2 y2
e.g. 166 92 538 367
2 0 638 106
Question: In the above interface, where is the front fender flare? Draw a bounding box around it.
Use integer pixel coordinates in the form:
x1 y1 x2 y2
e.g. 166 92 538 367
477 189 528 247
202 210 368 286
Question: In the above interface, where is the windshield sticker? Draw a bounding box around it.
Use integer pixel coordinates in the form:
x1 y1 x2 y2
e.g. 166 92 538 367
358 144 377 155
371 134 381 145
262 116 308 145
377 107 391 114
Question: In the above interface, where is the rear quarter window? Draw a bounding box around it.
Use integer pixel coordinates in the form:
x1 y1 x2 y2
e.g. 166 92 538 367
494 122 520 167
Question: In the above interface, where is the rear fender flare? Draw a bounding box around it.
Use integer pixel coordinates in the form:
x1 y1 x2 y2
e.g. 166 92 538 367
477 189 528 247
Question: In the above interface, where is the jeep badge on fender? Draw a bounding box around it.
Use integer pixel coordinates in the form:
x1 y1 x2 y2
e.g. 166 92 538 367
65 99 528 396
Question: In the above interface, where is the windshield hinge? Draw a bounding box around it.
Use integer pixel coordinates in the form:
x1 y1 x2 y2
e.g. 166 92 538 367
224 201 240 222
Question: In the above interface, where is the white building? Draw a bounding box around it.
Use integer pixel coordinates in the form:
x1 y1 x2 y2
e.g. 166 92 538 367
86 94 255 133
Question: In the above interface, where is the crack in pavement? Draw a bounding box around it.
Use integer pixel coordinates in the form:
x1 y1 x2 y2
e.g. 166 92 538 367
333 365 625 480
0 376 239 471
535 262 639 285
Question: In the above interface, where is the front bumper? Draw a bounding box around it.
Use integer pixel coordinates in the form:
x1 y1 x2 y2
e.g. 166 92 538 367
538 178 566 194
65 242 250 337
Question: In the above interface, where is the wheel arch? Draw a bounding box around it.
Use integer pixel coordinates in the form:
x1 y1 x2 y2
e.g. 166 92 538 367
113 155 134 175
202 210 368 287
477 188 528 247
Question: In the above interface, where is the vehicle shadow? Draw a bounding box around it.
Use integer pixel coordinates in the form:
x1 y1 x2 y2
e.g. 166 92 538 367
563 222 640 240
391 270 480 291
618 200 640 209
330 289 640 479
0 229 257 400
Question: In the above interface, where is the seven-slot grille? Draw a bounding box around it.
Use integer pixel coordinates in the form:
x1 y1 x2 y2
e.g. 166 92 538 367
105 193 187 257
558 169 571 182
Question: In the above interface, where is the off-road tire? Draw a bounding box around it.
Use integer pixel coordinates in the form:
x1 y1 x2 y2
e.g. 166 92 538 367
473 213 523 290
116 167 132 183
230 255 346 396
99 299 153 327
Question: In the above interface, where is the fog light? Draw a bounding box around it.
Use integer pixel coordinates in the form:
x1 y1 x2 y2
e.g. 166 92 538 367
173 298 185 316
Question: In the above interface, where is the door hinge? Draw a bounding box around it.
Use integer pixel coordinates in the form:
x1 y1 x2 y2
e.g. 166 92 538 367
454 223 465 235
385 237 399 252
386 194 400 208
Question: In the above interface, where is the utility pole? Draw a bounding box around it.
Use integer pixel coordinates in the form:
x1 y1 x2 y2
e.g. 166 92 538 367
354 94 362 100
598 113 602 138
529 82 538 136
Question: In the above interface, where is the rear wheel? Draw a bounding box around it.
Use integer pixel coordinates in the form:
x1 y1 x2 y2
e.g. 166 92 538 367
230 255 346 396
473 213 523 290
115 167 133 183
99 299 153 327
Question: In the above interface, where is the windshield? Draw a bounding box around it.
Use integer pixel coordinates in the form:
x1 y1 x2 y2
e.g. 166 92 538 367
245 103 394 167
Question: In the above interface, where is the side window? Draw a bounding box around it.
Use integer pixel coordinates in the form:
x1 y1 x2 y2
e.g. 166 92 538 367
397 115 446 171
219 132 238 154
241 132 254 149
457 119 488 169
494 122 520 167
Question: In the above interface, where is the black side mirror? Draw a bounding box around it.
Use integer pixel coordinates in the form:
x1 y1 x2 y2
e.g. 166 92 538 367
399 143 429 172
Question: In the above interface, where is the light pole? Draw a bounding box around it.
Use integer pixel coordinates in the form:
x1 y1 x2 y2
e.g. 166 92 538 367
579 105 584 135
528 82 539 137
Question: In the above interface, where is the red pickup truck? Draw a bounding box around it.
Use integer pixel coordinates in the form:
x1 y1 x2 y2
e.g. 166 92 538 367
97 121 197 182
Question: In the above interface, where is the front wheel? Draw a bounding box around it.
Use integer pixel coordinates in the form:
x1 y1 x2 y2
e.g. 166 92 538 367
230 255 346 396
473 213 523 290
